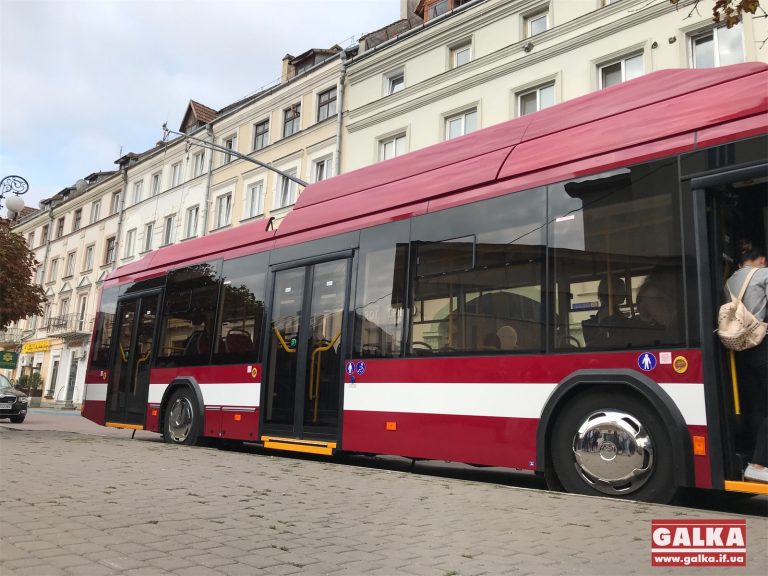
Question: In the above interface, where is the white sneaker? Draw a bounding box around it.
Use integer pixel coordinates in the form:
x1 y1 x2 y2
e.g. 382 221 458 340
744 464 768 483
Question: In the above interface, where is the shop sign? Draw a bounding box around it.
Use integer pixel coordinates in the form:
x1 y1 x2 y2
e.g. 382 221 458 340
21 341 50 354
0 351 18 369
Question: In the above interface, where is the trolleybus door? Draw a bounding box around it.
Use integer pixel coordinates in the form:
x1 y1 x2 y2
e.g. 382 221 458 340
105 293 160 427
263 258 350 442
693 163 767 484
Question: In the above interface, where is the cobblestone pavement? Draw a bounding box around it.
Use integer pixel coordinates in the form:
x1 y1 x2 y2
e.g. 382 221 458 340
1 424 767 576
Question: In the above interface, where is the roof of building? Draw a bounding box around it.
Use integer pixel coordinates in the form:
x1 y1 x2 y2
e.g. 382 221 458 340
179 100 218 133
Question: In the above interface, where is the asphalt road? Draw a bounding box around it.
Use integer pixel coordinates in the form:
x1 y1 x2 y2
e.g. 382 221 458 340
1 409 766 576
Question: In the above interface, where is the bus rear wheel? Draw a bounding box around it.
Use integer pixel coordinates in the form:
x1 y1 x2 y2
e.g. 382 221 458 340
163 388 200 446
550 390 676 503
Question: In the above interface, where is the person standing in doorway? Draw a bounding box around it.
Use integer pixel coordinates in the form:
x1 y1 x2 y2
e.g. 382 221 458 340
726 241 768 483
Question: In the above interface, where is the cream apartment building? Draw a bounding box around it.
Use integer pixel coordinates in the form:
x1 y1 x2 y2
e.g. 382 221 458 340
6 170 124 405
117 46 345 269
342 0 768 169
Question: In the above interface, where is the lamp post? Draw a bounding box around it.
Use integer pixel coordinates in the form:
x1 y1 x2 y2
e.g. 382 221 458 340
0 175 29 219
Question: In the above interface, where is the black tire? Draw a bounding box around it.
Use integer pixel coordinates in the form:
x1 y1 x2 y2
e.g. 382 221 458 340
9 415 25 424
162 388 201 446
549 390 677 503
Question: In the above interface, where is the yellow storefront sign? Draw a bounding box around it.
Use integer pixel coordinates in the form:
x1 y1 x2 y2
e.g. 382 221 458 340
21 341 50 354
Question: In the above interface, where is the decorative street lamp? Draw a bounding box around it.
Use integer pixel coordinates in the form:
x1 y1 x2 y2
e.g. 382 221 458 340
0 175 29 218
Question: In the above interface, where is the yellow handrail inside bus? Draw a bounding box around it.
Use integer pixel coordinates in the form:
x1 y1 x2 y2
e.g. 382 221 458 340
308 331 342 423
119 342 128 362
273 326 296 354
729 350 741 415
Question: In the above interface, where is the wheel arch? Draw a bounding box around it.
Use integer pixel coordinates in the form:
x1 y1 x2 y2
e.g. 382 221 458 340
158 377 204 434
536 369 694 488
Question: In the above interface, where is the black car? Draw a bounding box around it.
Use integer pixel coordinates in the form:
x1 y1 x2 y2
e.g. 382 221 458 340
0 374 28 423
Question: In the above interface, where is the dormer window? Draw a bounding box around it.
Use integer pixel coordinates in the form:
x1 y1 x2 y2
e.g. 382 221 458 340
418 0 472 22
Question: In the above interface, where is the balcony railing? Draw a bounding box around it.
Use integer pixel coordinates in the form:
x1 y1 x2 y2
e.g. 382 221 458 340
0 328 23 344
45 314 94 337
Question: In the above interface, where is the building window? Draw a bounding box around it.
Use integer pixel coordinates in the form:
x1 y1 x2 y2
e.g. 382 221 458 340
110 191 121 215
59 297 70 318
41 224 49 246
428 0 449 19
64 252 76 277
124 228 136 258
151 172 161 196
83 245 94 272
185 206 199 238
599 52 644 88
90 200 101 224
163 215 175 245
104 237 116 265
56 217 65 239
244 182 264 219
215 194 232 228
72 209 82 232
143 222 154 252
222 135 237 164
132 181 143 205
78 295 88 331
525 11 548 37
193 151 206 177
48 258 59 282
283 104 301 137
451 42 472 68
313 157 332 182
27 231 34 247
691 26 744 68
379 134 406 161
171 162 182 187
445 108 477 140
276 170 298 208
253 120 269 151
388 73 405 95
518 83 555 116
317 87 337 122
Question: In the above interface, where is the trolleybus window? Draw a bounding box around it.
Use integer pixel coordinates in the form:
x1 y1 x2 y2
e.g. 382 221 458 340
157 261 221 367
354 221 409 358
548 159 686 350
90 286 119 369
409 188 546 354
212 253 268 364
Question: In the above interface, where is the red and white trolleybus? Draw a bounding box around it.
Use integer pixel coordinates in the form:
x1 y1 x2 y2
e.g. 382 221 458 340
83 63 768 503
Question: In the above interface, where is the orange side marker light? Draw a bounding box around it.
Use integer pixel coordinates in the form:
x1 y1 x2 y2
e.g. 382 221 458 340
386 421 397 431
151 409 158 417
693 435 706 456
234 414 242 422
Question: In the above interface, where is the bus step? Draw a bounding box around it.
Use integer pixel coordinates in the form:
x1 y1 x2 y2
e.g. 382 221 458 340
724 480 768 495
261 436 336 456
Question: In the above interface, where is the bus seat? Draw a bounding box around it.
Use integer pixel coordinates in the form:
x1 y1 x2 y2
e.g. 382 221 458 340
226 332 253 353
497 325 518 350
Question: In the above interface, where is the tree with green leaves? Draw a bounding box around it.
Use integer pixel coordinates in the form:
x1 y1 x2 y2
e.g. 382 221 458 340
0 218 46 328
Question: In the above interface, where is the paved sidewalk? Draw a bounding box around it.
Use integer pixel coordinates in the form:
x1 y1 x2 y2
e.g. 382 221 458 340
1 427 766 576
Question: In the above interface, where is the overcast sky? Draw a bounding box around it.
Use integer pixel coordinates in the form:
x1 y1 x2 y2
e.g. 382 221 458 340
0 0 400 216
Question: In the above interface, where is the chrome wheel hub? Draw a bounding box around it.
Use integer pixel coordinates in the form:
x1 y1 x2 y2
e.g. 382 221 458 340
571 410 654 495
168 397 193 442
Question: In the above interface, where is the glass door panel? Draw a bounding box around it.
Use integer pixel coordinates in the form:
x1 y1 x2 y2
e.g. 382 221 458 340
304 260 347 432
105 294 159 426
265 268 305 429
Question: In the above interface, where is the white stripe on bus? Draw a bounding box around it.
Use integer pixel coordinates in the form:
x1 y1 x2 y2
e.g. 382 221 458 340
344 382 707 426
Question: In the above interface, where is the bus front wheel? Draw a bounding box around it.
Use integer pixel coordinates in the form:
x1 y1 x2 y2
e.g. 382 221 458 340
163 388 201 446
550 390 676 503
